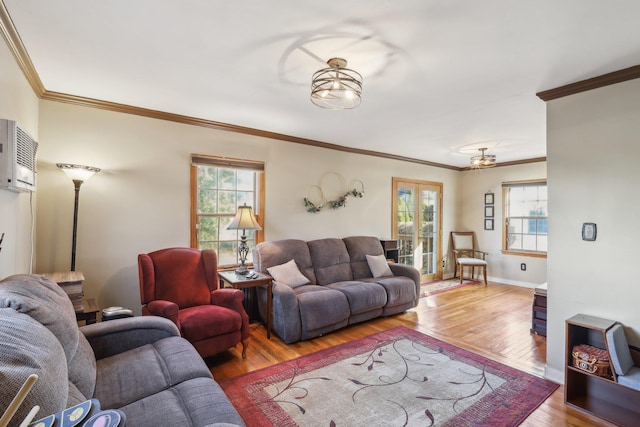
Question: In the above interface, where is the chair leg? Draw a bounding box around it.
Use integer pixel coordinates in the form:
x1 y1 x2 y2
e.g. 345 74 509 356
483 267 487 286
459 264 464 284
241 339 248 359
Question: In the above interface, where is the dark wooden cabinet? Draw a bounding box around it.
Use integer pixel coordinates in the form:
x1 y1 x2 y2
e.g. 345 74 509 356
379 239 399 263
531 283 547 336
565 314 640 426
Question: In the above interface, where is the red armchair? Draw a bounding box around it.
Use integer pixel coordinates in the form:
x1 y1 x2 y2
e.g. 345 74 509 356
138 247 249 358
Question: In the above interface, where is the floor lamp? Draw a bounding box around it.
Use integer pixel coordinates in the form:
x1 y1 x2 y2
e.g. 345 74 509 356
227 203 262 275
57 163 101 271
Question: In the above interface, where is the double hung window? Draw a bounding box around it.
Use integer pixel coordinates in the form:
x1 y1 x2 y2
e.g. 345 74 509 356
190 155 264 268
502 180 547 256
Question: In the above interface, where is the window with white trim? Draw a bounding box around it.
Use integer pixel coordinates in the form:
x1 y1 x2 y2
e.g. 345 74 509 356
190 155 264 268
503 180 547 255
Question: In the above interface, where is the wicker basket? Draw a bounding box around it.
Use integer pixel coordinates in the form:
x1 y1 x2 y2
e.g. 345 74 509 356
572 344 611 378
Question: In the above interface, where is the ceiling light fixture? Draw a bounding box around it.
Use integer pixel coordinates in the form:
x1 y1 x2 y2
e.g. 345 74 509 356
470 148 496 169
311 57 362 110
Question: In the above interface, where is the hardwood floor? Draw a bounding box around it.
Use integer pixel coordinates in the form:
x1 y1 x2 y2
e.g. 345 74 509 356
207 281 615 426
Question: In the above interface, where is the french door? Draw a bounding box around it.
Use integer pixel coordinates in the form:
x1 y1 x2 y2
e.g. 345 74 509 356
392 178 443 283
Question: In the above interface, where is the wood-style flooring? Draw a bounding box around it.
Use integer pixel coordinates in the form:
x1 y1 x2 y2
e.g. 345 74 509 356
207 281 615 426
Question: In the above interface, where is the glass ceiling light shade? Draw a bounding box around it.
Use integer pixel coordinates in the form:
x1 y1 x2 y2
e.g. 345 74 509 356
56 163 101 182
470 148 497 169
311 57 362 110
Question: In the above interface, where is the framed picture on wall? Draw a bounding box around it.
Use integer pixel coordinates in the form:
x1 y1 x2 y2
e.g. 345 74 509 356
484 219 494 230
484 192 494 205
485 205 494 218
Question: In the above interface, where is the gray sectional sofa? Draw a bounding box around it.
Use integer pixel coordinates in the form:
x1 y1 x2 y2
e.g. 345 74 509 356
253 236 420 344
0 274 244 427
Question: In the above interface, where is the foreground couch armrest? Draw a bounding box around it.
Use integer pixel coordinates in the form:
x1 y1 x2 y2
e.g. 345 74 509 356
81 315 180 360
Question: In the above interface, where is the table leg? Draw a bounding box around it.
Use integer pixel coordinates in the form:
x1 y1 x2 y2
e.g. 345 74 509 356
266 283 272 340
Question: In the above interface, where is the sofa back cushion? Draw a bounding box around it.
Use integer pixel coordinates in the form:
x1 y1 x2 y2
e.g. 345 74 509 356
308 238 353 285
343 236 385 279
0 308 69 423
253 239 317 285
0 274 97 402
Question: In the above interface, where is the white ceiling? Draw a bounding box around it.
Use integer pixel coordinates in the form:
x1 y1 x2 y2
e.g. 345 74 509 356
4 1 640 168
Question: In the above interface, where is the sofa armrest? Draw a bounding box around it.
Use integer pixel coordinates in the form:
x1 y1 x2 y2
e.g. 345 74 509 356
144 299 180 328
270 282 302 343
211 288 250 340
389 263 421 298
81 315 180 360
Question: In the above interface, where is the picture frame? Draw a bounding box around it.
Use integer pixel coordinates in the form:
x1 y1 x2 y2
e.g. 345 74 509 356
484 219 494 230
484 205 494 218
484 192 494 205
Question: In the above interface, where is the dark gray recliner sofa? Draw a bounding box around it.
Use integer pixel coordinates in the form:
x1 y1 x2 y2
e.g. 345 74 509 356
0 274 244 427
253 236 420 344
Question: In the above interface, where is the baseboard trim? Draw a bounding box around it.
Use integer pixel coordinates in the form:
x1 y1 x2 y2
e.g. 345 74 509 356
544 366 565 385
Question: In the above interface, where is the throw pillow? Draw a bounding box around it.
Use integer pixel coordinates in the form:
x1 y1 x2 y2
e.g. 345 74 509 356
267 259 310 288
366 254 393 278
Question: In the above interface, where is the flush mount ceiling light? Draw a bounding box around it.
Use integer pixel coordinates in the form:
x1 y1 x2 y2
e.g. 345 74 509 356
311 57 362 109
470 148 497 169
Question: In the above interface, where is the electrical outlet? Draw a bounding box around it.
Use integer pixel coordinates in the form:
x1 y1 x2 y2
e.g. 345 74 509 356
520 263 526 271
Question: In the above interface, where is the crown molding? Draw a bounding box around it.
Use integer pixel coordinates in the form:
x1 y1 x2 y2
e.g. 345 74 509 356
0 1 44 95
536 65 640 101
2 2 544 172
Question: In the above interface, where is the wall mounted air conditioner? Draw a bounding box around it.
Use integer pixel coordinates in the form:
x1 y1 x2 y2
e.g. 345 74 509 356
0 119 38 192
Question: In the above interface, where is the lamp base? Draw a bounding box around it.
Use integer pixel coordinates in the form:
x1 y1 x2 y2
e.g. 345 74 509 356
235 265 249 275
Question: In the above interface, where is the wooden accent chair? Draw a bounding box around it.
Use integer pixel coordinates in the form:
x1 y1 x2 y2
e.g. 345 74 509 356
138 247 249 358
450 231 488 285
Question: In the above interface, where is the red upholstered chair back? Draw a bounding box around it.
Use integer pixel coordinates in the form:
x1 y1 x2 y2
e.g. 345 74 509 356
139 247 219 309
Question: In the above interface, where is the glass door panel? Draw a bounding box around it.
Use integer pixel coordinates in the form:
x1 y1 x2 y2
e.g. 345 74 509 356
392 178 442 283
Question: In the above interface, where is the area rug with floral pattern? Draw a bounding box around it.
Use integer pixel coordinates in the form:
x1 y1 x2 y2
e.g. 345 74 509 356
219 326 557 427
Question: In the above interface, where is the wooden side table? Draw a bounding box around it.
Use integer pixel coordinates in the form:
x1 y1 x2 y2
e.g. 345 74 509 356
218 270 273 339
76 298 100 325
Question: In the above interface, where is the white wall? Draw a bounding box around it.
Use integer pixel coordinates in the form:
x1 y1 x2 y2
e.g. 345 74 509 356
0 36 40 278
458 163 547 287
545 78 640 383
35 100 461 314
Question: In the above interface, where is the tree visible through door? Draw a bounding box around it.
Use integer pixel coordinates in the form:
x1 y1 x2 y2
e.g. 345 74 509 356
392 178 443 283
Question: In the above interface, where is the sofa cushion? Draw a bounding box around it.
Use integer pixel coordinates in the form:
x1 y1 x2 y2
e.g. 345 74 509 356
179 305 242 343
295 287 350 332
326 281 387 315
253 239 316 285
308 238 353 285
93 336 213 409
0 274 97 404
120 377 245 427
366 254 393 278
343 236 385 279
0 274 79 361
0 308 69 423
361 276 417 307
267 259 310 288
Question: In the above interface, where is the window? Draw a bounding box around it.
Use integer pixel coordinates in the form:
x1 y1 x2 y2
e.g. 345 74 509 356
503 180 547 256
190 155 264 268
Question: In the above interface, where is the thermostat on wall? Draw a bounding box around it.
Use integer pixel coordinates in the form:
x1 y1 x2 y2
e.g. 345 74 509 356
582 223 597 241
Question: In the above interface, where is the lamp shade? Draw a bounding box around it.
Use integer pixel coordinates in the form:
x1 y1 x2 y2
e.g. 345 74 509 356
227 204 262 231
57 163 101 182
